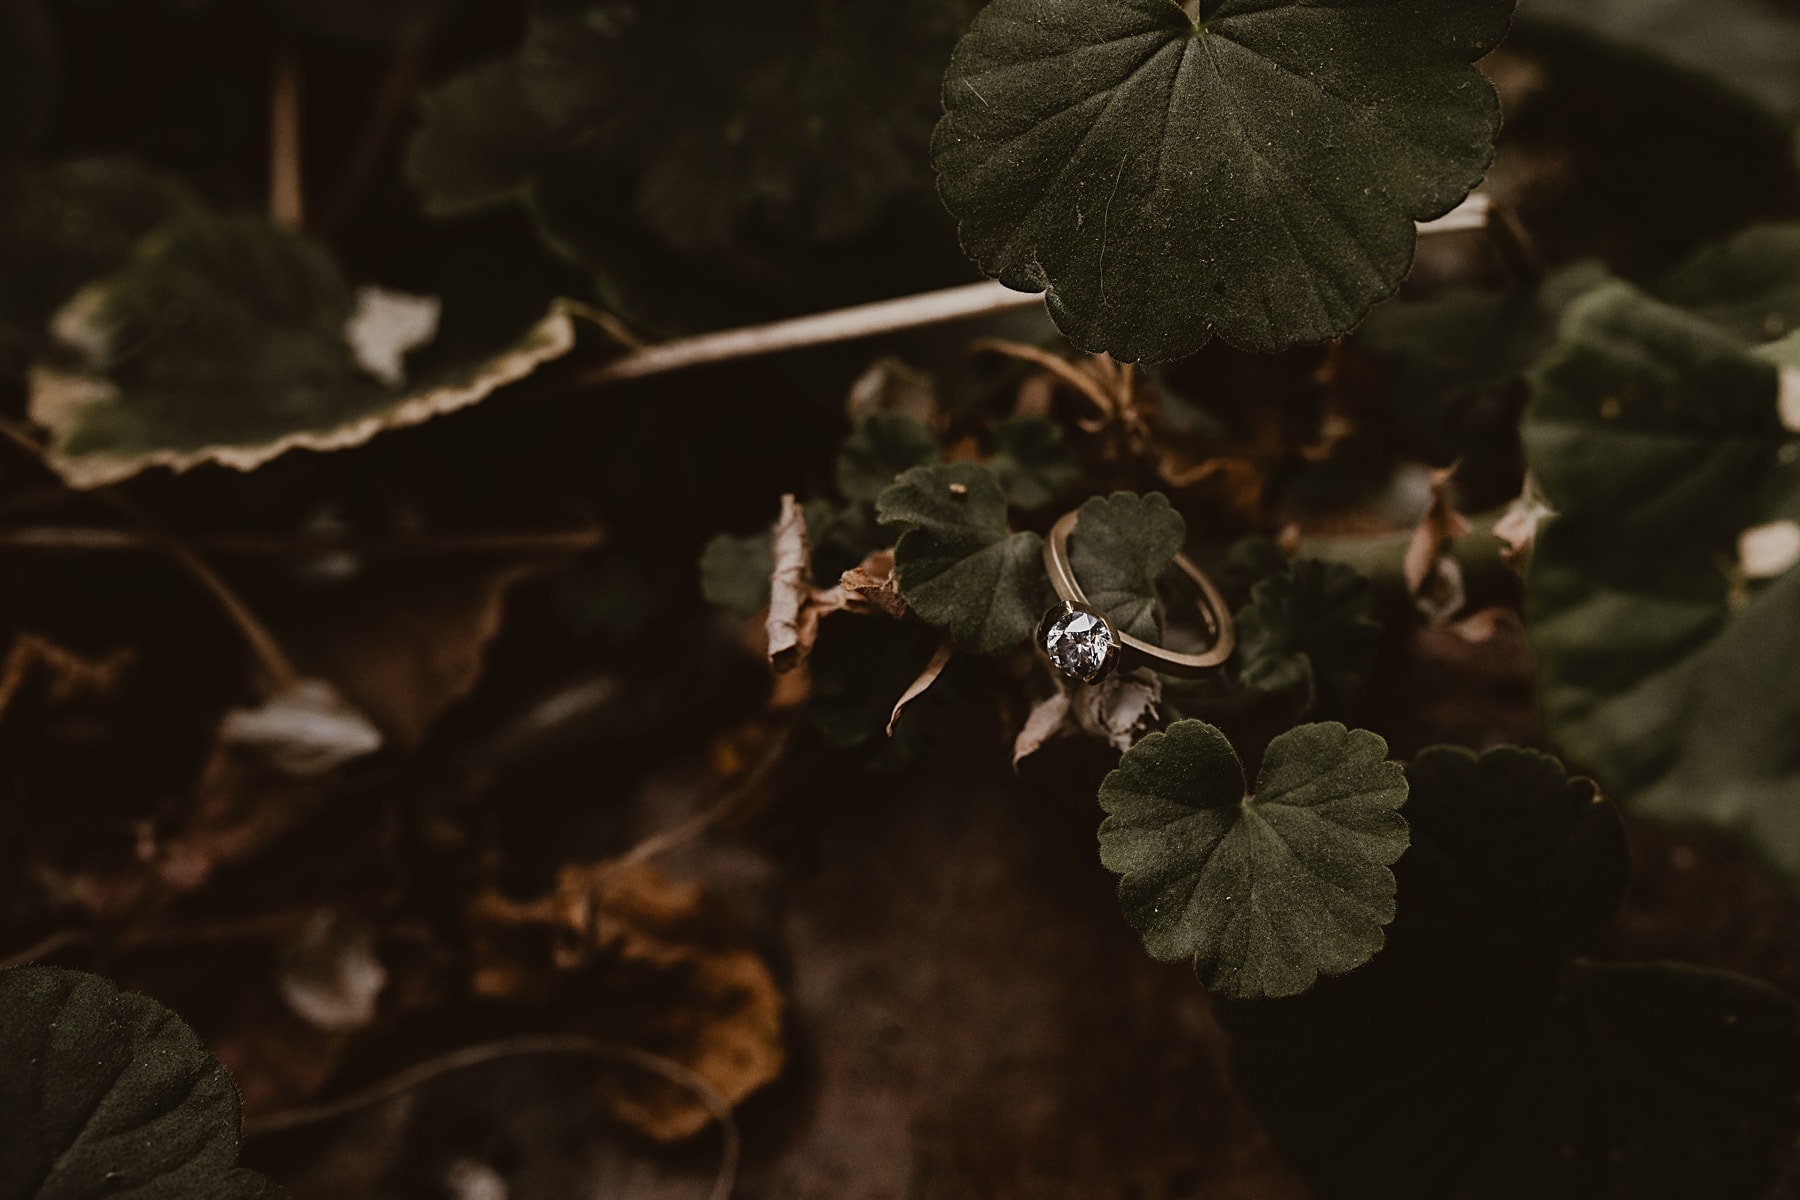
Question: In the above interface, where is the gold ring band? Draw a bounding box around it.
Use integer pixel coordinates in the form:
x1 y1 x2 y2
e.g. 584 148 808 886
1038 508 1235 684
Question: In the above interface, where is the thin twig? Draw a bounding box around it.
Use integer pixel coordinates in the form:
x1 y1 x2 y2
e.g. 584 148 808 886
0 525 605 558
270 42 305 229
0 419 300 694
577 195 1490 387
598 720 793 887
243 1035 740 1200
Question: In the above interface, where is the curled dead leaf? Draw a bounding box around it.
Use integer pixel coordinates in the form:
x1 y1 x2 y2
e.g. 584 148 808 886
1494 477 1555 573
887 638 953 737
1404 464 1474 624
219 678 383 778
839 548 907 619
1012 691 1072 767
766 495 817 674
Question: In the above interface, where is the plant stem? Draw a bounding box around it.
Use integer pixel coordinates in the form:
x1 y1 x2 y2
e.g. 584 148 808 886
269 42 305 229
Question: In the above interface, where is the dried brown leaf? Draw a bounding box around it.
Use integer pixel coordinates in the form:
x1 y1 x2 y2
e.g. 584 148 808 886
887 639 954 737
1404 464 1474 623
0 632 133 724
767 494 817 674
1012 691 1072 767
839 548 908 619
1494 477 1555 574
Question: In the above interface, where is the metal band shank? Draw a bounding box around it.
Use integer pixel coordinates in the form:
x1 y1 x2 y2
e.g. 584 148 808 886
1043 510 1235 677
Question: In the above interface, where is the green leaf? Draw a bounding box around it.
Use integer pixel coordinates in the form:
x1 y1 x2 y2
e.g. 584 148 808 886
878 463 1049 654
1216 745 1800 1200
1234 559 1381 718
931 0 1513 361
1516 0 1800 123
1657 222 1800 344
699 531 774 618
1521 272 1800 877
1097 720 1409 1000
0 161 198 381
0 965 284 1200
406 60 554 219
836 413 940 505
28 215 606 489
1067 491 1184 644
989 414 1080 510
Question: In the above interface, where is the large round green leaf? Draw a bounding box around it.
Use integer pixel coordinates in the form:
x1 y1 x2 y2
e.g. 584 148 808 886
931 0 1513 361
0 966 283 1200
1521 267 1800 879
1097 720 1409 999
1216 746 1800 1200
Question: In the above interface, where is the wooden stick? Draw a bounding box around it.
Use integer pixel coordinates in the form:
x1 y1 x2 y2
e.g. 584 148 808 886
269 43 305 229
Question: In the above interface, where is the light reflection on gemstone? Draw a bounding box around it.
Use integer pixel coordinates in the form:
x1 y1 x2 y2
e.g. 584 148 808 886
1043 608 1114 682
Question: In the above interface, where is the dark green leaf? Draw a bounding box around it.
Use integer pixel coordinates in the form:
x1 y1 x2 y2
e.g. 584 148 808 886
989 414 1080 510
836 413 940 505
1234 559 1380 717
1097 720 1409 1000
699 531 774 618
1657 222 1800 343
1217 745 1800 1200
878 463 1049 654
0 161 198 381
1521 273 1800 877
931 0 1512 360
406 61 554 219
1067 491 1184 644
0 965 284 1200
29 215 599 488
1517 0 1800 123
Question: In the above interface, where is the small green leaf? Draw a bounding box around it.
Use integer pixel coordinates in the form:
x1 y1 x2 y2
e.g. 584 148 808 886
1234 559 1381 717
836 413 940 504
878 463 1049 654
1097 720 1409 1000
0 965 284 1199
989 414 1080 510
1216 746 1800 1200
1521 270 1800 878
1067 491 1184 644
406 61 554 219
699 531 774 617
932 0 1513 360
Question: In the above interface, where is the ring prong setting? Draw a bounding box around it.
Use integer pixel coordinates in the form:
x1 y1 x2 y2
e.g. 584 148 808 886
1039 601 1120 685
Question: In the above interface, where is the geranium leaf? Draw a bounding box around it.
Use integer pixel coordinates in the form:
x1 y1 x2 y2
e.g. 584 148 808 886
836 413 940 505
699 531 774 618
878 463 1050 654
931 0 1513 361
1216 745 1800 1200
1521 266 1800 878
0 965 284 1200
1067 491 1184 644
28 215 610 488
990 414 1080 511
1234 559 1381 717
1097 720 1409 1000
406 61 554 220
0 161 197 381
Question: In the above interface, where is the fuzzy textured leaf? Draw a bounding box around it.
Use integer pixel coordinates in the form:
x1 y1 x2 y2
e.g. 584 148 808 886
932 0 1513 360
836 413 940 504
1522 268 1800 878
28 215 607 488
1216 746 1800 1200
1097 720 1409 1000
0 966 284 1200
1234 559 1381 717
1067 491 1184 644
878 463 1049 654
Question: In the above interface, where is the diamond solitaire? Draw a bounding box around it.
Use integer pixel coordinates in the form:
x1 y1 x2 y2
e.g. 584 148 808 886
1041 603 1119 684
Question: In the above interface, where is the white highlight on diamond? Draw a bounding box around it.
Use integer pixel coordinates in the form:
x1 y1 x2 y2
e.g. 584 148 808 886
1044 609 1113 681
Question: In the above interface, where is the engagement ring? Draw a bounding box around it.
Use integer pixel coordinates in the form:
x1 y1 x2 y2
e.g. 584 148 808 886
1038 508 1235 685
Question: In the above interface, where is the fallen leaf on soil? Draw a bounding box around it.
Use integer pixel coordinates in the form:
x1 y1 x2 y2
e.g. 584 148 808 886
469 860 785 1142
218 678 384 778
0 632 133 724
846 356 938 426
